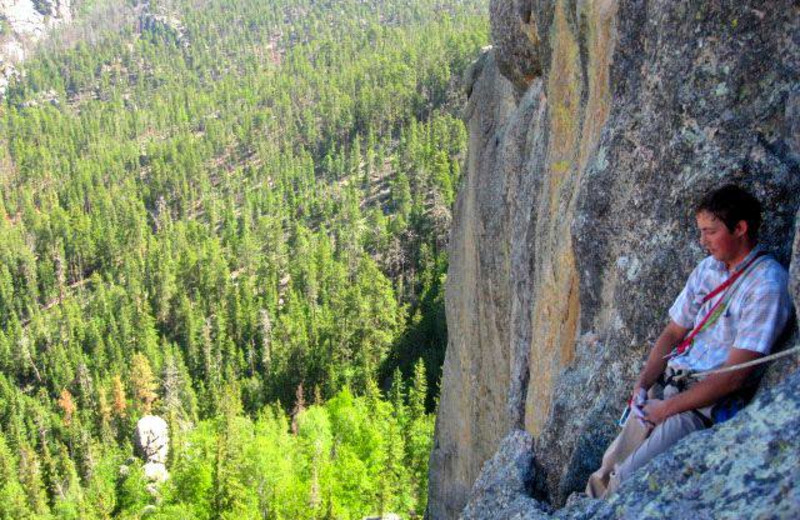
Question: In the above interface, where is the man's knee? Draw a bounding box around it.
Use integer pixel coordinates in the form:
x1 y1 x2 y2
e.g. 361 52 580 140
613 411 708 489
657 410 708 443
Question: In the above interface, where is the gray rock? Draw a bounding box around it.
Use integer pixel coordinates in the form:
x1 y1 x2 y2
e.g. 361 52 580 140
458 369 800 520
489 0 546 92
460 430 552 520
0 0 73 94
134 415 169 465
565 368 800 519
431 0 800 517
791 208 800 311
143 461 169 484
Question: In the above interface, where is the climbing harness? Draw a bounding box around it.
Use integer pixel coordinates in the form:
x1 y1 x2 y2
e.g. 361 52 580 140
660 344 800 425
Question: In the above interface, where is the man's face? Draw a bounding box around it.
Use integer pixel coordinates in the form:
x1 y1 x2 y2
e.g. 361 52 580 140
696 210 747 266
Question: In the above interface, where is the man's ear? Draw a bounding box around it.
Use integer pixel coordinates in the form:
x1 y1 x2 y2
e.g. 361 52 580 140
734 220 749 239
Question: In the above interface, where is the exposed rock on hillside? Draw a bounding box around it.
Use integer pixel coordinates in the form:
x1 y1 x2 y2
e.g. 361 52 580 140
430 0 800 517
139 8 187 47
0 0 73 92
135 415 169 463
134 415 170 484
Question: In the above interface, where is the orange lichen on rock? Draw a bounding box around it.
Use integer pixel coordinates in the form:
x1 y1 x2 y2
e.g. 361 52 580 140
524 0 618 436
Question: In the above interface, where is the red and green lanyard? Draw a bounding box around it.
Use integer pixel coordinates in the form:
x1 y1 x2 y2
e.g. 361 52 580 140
667 251 767 359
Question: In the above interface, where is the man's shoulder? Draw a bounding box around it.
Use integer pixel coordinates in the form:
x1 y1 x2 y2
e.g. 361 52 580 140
691 252 788 290
750 255 789 289
728 254 790 310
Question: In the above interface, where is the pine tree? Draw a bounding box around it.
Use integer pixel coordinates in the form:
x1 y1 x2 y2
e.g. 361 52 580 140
0 433 34 518
212 382 255 519
51 442 85 517
407 361 434 513
389 368 406 418
409 357 427 420
111 374 127 418
17 443 50 516
75 362 96 411
259 308 272 376
291 382 305 435
57 388 77 427
130 352 158 415
162 350 184 421
96 385 114 443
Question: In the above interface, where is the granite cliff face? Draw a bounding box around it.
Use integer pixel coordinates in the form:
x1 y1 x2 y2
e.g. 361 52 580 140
429 1 800 517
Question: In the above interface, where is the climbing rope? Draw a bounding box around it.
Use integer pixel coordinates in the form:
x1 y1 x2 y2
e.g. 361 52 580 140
688 344 800 379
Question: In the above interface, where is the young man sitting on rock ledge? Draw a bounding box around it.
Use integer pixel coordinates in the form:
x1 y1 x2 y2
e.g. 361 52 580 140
586 184 792 499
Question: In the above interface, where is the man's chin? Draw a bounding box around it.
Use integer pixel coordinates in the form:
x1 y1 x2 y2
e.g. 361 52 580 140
709 252 726 263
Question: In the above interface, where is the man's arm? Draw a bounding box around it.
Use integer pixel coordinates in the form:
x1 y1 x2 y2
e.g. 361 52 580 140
644 267 791 425
633 320 690 396
642 347 762 425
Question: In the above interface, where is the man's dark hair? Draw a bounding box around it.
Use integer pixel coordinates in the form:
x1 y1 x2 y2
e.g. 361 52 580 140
696 184 762 242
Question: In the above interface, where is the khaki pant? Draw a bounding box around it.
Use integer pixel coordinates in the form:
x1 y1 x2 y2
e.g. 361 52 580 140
585 382 712 498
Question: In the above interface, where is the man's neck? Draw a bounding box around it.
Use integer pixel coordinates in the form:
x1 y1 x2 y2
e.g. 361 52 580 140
725 243 757 272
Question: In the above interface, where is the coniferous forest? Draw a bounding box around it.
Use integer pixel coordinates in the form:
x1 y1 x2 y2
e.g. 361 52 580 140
0 0 488 518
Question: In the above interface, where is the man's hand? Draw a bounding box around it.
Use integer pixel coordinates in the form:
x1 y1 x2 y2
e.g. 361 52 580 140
634 321 690 398
641 399 672 428
630 387 648 426
631 387 647 406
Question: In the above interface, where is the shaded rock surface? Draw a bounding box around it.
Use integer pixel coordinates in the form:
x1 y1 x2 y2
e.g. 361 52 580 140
460 430 551 520
430 0 800 517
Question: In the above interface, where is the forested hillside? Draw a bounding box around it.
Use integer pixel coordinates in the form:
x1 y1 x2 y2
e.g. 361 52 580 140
0 0 488 518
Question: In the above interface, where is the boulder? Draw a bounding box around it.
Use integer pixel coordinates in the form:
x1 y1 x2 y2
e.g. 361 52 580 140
134 415 169 465
143 461 169 485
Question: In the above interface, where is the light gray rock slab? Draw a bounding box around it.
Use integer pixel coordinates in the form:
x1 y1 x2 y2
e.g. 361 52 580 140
134 415 169 464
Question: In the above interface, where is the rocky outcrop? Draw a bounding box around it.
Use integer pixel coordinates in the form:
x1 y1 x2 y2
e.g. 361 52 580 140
460 430 551 520
430 0 800 517
139 9 187 47
0 0 71 38
460 368 800 519
0 0 73 93
134 415 169 483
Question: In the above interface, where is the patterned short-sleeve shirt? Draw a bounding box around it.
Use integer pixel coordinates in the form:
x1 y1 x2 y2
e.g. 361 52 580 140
667 246 792 373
